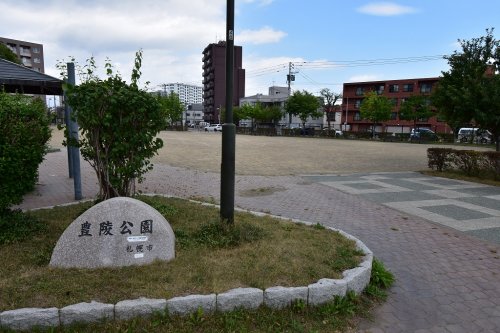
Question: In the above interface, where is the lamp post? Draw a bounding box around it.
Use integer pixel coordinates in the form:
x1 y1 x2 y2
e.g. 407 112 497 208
220 0 235 224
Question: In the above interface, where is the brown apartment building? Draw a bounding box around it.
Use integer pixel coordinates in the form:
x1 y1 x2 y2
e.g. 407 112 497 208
202 41 245 123
342 77 452 134
0 37 44 73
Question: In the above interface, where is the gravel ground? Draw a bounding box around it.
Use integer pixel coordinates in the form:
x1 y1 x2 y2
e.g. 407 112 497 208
50 128 488 176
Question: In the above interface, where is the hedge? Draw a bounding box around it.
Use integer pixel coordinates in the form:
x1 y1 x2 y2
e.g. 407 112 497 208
427 148 500 179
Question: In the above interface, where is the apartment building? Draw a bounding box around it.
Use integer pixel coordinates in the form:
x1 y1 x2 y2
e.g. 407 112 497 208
158 82 203 107
0 37 44 73
342 77 452 134
202 41 245 123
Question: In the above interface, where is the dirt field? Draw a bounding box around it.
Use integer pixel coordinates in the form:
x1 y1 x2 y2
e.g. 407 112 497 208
49 127 491 176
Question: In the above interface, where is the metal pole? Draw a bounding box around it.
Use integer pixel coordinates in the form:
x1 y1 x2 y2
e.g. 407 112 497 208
67 63 82 200
64 84 73 178
220 0 235 224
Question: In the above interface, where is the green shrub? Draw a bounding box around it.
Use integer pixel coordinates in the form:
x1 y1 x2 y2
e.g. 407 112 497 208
427 148 454 171
0 91 51 213
63 51 167 200
482 151 500 180
451 150 482 176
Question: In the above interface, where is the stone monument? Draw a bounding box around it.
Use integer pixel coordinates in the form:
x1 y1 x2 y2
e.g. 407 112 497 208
50 197 175 268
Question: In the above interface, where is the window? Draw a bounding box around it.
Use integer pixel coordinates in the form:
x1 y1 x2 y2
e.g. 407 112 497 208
390 98 398 106
355 87 364 96
375 85 384 95
389 84 399 93
420 83 432 93
32 47 40 53
354 99 362 109
353 112 361 121
402 84 413 92
33 58 41 64
391 112 398 120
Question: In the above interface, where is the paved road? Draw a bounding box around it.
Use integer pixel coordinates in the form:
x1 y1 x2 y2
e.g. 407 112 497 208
18 135 500 333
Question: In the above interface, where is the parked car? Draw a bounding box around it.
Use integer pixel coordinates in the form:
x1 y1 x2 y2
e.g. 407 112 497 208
457 128 492 144
204 124 222 132
322 128 343 136
409 128 439 142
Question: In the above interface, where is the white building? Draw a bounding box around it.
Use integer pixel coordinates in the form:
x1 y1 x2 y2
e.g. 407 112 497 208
239 86 324 128
157 83 203 107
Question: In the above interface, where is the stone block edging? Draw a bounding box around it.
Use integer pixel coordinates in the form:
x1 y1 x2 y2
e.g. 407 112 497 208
2 200 372 331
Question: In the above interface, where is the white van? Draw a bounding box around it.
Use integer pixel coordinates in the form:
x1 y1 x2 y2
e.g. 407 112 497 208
457 128 492 144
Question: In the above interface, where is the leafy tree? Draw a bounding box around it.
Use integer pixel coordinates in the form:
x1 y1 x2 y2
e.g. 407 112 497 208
64 51 167 200
237 103 283 129
260 104 283 126
432 28 500 150
399 95 434 130
158 92 184 127
237 103 259 129
320 88 342 130
359 91 392 137
0 44 20 64
284 90 322 128
0 90 50 213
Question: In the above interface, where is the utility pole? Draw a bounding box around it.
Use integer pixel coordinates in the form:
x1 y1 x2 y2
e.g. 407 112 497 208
286 62 295 127
220 0 235 224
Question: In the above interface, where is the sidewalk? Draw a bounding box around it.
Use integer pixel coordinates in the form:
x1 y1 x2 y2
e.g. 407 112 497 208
19 150 500 333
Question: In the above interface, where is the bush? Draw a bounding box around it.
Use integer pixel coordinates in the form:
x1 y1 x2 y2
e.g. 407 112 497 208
482 151 500 180
427 148 500 179
0 91 51 212
451 150 482 176
64 51 167 200
427 148 454 171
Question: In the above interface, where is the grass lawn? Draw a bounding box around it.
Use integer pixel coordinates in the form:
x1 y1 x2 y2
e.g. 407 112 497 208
0 196 367 312
0 196 396 332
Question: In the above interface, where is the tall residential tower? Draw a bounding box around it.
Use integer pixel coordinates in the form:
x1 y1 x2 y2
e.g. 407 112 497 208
202 41 245 123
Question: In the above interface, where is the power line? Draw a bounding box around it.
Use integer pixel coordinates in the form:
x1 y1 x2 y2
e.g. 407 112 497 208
245 54 447 78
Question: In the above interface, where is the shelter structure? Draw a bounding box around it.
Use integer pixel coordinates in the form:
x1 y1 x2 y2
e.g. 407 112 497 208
0 58 62 95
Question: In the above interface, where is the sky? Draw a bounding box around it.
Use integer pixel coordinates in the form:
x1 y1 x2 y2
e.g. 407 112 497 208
1 0 499 97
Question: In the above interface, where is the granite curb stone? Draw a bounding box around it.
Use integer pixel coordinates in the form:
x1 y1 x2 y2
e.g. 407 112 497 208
60 301 114 326
0 307 59 331
166 294 216 316
264 286 309 309
343 266 372 294
115 297 167 321
217 287 264 312
308 278 348 306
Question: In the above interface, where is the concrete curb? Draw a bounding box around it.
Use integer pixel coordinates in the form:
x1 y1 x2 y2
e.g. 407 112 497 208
1 200 373 331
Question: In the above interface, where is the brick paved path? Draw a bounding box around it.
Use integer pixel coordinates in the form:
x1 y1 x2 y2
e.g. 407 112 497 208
19 150 500 333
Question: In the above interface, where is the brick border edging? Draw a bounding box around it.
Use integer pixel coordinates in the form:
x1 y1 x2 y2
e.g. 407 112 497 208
2 200 373 331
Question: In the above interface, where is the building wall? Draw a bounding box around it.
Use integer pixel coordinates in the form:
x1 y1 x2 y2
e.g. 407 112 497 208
342 77 452 134
202 41 245 123
239 86 323 128
157 82 203 107
185 103 204 125
0 37 44 73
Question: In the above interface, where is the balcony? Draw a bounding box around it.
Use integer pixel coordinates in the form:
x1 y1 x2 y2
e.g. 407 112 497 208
20 49 31 57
